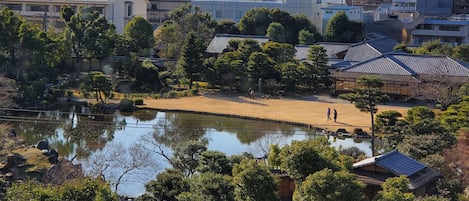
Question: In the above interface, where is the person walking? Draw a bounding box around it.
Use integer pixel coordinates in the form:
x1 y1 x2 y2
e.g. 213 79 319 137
333 108 337 122
326 107 331 120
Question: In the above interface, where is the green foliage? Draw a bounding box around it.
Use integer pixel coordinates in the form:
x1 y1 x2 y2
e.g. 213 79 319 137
156 5 216 58
247 52 277 82
215 19 240 34
294 169 365 201
405 106 435 124
171 140 207 176
393 43 412 53
6 178 118 201
262 41 296 65
299 45 330 92
414 40 453 56
298 29 315 45
278 62 300 93
124 16 154 54
119 99 134 112
375 110 403 134
267 144 281 168
375 176 414 201
239 8 316 44
452 44 469 62
196 150 232 175
439 97 469 132
324 11 363 42
279 138 345 181
232 159 279 201
81 71 113 103
141 169 189 201
178 172 235 201
177 32 206 89
133 59 162 92
266 22 285 42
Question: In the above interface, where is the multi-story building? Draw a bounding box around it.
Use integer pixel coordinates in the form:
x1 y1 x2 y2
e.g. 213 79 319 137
453 0 469 14
0 0 147 33
411 18 469 46
147 0 190 26
320 5 363 33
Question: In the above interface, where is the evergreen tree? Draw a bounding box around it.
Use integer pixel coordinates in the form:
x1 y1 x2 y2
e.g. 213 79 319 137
177 32 206 89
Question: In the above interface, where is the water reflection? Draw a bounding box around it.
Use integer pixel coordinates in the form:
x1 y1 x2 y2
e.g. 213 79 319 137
8 109 373 196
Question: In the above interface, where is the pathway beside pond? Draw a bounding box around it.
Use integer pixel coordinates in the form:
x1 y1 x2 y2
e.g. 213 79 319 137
137 94 411 133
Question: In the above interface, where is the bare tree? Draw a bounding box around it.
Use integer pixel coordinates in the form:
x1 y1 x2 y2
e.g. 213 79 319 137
86 142 157 193
416 74 465 109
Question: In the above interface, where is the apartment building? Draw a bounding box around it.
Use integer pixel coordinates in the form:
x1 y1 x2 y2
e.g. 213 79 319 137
0 0 147 33
411 18 469 46
147 0 190 26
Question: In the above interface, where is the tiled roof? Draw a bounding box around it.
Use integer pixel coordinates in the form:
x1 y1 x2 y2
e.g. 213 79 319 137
340 53 469 77
344 37 397 62
375 150 426 176
295 43 350 61
353 150 426 176
206 34 270 54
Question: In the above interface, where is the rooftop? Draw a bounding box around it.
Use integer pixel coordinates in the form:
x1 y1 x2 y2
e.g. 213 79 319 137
206 34 270 54
353 150 425 176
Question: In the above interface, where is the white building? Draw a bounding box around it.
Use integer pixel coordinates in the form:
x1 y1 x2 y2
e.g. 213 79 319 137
192 0 347 30
390 0 416 14
320 5 363 34
0 0 148 33
411 18 469 46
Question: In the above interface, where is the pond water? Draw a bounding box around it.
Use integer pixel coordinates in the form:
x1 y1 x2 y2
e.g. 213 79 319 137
8 108 374 197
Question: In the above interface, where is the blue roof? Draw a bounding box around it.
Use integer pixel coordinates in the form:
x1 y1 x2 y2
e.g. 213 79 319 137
423 19 469 25
375 150 426 176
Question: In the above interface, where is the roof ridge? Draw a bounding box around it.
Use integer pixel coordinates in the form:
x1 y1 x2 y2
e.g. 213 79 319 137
341 55 384 71
385 54 416 75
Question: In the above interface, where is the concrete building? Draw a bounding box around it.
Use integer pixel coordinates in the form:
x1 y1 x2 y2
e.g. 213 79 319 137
411 18 469 46
0 0 147 33
192 0 346 29
320 5 363 33
147 0 190 26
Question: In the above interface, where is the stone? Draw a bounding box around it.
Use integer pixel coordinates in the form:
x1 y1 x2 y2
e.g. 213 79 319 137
36 140 49 150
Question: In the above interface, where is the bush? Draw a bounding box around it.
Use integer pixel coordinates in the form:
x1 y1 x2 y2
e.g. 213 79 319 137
190 88 199 96
134 99 144 105
119 99 134 112
168 91 178 98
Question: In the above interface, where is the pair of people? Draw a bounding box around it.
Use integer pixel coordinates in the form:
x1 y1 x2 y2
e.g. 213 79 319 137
327 107 337 122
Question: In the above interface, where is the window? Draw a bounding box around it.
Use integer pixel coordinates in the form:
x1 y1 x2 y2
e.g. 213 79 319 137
422 24 433 30
439 25 459 31
125 2 133 17
7 4 22 11
26 4 48 12
215 10 222 18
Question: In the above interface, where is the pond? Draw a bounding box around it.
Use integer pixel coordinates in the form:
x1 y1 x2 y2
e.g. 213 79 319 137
7 108 375 197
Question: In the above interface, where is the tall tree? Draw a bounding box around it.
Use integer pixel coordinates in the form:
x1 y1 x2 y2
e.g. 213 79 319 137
232 159 279 201
298 29 315 45
266 22 285 43
239 8 272 35
262 41 296 65
156 5 215 58
247 52 277 84
339 75 389 156
279 62 300 94
294 169 365 201
177 172 235 201
81 71 112 103
414 40 453 56
299 45 330 92
124 16 155 55
177 32 206 89
324 11 363 42
196 150 232 175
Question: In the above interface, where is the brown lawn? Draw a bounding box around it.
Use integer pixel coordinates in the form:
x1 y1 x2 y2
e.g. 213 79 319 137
136 93 411 132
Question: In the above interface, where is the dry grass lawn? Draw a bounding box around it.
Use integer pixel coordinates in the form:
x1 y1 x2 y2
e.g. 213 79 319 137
137 93 411 132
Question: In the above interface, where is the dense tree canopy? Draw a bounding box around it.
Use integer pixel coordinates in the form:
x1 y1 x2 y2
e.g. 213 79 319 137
232 160 279 201
124 16 155 55
324 11 363 43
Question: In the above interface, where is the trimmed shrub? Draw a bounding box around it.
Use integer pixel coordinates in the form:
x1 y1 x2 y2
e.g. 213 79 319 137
168 91 178 98
134 99 144 105
190 88 199 96
119 99 134 112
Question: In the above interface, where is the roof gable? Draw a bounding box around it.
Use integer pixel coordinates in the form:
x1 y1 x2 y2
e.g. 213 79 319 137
390 54 469 77
206 34 270 54
342 55 414 75
344 37 397 62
